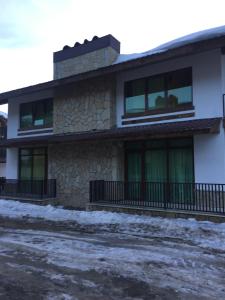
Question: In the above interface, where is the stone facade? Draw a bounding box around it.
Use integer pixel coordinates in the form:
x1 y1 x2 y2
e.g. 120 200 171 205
54 47 118 79
51 41 120 207
53 76 116 134
48 141 124 208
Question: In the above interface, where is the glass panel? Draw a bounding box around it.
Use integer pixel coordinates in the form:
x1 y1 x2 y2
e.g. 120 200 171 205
45 99 53 126
169 148 193 183
33 155 45 180
148 76 166 110
20 149 32 156
33 148 45 155
33 101 44 126
145 149 167 202
127 152 142 201
20 156 32 180
169 148 194 203
20 103 32 129
125 79 145 113
127 152 142 181
145 150 167 182
167 69 192 106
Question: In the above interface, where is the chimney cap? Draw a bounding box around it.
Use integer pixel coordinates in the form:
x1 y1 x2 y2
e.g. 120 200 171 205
63 45 71 50
54 34 120 63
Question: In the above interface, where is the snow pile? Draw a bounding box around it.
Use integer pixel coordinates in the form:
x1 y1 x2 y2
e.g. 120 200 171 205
0 111 7 119
115 25 225 64
0 199 225 252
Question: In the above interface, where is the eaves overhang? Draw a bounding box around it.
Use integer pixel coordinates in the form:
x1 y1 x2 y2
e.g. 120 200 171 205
0 118 221 148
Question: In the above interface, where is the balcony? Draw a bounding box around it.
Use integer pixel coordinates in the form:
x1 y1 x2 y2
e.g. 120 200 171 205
90 180 225 215
0 179 56 200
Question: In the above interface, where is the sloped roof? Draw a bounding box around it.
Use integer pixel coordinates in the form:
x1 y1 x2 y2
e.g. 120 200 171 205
1 26 225 103
115 25 225 64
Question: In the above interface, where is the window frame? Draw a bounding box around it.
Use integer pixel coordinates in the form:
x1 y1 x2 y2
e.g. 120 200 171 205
19 98 53 130
124 137 194 184
18 147 48 181
124 67 193 117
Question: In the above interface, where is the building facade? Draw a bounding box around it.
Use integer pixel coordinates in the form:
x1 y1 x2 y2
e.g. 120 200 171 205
1 27 225 210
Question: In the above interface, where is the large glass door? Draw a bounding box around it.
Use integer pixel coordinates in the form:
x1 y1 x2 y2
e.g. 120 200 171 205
125 138 194 203
169 147 194 203
145 149 167 202
19 148 47 195
127 152 142 200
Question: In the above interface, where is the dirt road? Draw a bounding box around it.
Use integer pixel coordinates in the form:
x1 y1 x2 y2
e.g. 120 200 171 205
0 217 224 300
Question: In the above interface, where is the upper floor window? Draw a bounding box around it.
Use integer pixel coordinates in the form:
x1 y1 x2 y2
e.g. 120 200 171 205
125 68 192 115
20 98 53 130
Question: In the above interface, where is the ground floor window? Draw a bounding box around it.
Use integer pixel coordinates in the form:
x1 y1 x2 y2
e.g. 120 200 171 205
125 138 194 183
19 148 47 181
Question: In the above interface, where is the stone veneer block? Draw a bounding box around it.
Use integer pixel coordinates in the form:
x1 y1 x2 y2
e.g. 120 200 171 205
54 47 119 79
53 35 120 79
48 141 124 208
53 76 116 134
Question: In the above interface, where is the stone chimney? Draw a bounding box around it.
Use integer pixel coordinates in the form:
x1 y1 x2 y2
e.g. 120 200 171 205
53 35 120 79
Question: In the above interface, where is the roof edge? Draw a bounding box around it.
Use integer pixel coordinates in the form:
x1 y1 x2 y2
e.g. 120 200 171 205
1 34 225 103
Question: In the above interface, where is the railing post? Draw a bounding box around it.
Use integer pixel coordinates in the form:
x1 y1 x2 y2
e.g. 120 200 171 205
89 180 105 203
53 179 57 198
98 180 105 202
40 180 44 199
164 182 169 209
89 181 94 203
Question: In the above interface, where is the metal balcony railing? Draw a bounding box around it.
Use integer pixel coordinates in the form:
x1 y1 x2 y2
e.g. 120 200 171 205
90 180 225 214
0 178 56 199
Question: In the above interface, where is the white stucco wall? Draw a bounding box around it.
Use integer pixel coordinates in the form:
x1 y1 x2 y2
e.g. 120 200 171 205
7 89 53 139
194 129 225 184
6 148 18 179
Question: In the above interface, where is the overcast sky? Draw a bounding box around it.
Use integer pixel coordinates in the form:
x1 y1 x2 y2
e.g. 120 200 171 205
0 0 225 113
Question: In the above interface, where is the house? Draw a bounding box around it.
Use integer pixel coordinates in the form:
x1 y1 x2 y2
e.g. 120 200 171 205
0 26 225 213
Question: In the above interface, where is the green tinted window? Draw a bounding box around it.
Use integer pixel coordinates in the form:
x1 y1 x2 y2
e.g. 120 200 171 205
167 69 192 106
19 148 47 181
20 103 33 129
45 98 53 126
148 76 166 110
20 99 53 129
124 68 192 114
20 156 32 180
20 149 32 156
125 79 145 114
33 148 46 155
33 101 45 126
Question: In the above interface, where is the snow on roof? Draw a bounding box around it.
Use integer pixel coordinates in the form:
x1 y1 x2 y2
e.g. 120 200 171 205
0 111 7 119
114 25 225 64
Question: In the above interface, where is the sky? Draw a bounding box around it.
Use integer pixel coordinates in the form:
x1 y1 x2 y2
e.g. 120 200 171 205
0 0 225 113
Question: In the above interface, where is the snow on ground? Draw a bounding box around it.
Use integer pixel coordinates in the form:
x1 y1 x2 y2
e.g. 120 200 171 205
0 199 225 299
0 222 225 299
0 198 225 253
